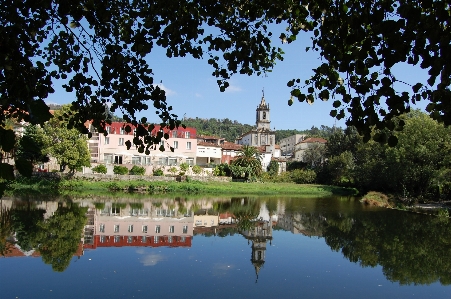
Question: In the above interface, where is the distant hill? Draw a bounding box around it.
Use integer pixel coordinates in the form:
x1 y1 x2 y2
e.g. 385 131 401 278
181 117 337 143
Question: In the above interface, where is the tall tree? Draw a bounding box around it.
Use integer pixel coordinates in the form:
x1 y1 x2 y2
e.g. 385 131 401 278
16 125 49 169
43 106 91 172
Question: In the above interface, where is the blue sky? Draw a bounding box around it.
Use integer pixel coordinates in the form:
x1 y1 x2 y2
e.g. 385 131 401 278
45 30 429 131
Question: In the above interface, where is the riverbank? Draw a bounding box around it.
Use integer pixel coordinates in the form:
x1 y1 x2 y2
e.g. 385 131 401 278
8 176 358 197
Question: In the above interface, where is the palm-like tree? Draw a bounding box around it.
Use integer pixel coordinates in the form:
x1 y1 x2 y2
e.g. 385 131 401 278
232 145 262 178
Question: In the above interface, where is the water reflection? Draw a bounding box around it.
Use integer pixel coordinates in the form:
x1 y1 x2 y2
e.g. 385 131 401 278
1 196 450 286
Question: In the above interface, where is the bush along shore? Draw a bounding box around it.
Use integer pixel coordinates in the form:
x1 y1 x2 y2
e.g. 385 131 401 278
360 191 451 218
7 174 357 197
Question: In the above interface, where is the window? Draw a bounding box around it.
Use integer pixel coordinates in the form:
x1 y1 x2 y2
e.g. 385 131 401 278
114 225 120 233
127 236 133 243
173 141 178 149
132 156 141 165
186 142 191 150
169 226 174 233
154 236 159 243
114 235 121 243
142 225 148 233
104 154 113 164
100 236 106 243
185 131 190 138
180 236 186 243
159 157 168 166
99 224 105 233
172 130 177 138
104 137 109 145
142 236 147 243
119 138 124 146
186 158 194 166
168 157 177 166
128 225 133 233
120 127 125 134
133 128 136 136
168 236 173 243
106 126 111 134
183 225 188 234
155 225 161 233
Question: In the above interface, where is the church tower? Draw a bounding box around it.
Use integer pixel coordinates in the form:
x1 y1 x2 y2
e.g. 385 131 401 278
256 92 270 130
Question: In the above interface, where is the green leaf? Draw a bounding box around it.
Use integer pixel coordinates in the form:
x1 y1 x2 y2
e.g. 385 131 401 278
0 163 15 180
0 128 16 152
387 135 398 147
15 158 33 178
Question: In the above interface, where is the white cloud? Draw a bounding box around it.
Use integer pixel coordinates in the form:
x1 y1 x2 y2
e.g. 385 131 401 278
211 263 235 276
195 93 203 98
139 253 166 266
157 83 177 96
224 84 242 93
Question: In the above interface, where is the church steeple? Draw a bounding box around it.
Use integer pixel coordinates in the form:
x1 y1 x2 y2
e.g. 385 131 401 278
256 90 270 130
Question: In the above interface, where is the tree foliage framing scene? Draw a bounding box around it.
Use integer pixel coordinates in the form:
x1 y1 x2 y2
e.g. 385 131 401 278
1 0 450 179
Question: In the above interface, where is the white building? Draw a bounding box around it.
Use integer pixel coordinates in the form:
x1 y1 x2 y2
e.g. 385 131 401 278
236 95 276 156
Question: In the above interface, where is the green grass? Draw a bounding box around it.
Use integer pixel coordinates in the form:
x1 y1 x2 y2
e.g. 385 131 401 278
8 177 357 197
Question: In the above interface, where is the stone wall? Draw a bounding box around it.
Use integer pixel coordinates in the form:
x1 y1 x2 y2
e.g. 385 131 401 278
30 172 232 183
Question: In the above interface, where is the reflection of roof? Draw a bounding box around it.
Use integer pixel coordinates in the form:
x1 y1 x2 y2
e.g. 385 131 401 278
83 235 191 249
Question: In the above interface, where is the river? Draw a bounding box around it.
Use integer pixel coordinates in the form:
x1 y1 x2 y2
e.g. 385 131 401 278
0 195 450 298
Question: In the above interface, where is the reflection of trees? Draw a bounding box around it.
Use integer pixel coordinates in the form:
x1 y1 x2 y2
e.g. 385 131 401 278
0 205 13 255
11 202 45 252
323 211 451 285
34 202 87 272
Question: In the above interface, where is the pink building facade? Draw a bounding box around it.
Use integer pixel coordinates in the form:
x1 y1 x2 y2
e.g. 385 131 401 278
88 122 197 173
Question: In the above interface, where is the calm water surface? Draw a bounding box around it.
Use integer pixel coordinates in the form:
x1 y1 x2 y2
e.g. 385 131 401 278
1 195 450 299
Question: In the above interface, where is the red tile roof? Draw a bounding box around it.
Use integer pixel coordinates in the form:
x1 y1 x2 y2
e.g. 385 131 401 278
221 142 242 150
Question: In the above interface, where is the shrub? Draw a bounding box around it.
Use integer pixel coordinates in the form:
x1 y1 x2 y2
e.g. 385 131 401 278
129 165 145 175
153 168 164 176
360 191 391 208
267 160 279 176
180 162 189 172
213 163 230 176
192 165 202 175
92 164 107 174
290 169 316 184
113 165 129 175
107 182 121 191
169 167 178 176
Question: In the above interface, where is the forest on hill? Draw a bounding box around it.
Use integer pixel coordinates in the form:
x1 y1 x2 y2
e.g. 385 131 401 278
180 117 337 143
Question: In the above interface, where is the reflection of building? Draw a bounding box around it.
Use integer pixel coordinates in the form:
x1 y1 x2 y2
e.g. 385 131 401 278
277 212 325 237
83 202 194 250
240 220 273 282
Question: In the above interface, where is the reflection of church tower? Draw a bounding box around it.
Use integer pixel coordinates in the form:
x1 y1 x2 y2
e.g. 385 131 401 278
240 220 273 283
256 92 270 130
